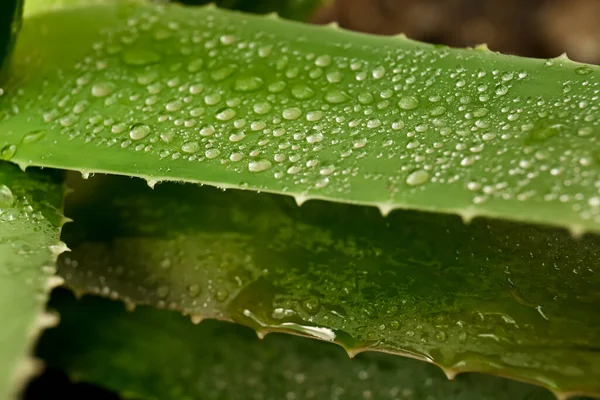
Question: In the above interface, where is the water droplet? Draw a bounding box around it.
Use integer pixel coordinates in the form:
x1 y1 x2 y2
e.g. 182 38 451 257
578 126 593 137
204 93 222 105
205 148 220 159
91 82 115 97
229 132 245 142
358 92 374 104
234 75 264 92
156 285 170 299
230 152 244 162
372 66 386 79
122 48 161 66
129 123 151 140
23 130 46 144
211 64 237 81
315 55 332 67
526 123 564 144
200 125 215 136
165 99 183 112
575 66 592 75
216 108 236 121
253 102 272 114
325 89 349 104
306 133 323 143
398 96 419 110
181 141 200 153
248 159 272 172
187 283 201 297
291 84 315 100
0 185 14 208
0 144 17 160
282 108 302 120
406 170 430 186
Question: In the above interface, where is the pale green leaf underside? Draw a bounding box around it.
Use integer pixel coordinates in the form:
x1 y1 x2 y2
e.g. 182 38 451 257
59 174 600 397
0 163 64 400
0 3 598 232
39 290 587 400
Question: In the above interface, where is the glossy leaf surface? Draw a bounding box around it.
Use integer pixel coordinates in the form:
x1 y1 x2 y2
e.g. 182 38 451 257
0 163 65 399
59 174 600 397
39 290 585 400
0 4 598 232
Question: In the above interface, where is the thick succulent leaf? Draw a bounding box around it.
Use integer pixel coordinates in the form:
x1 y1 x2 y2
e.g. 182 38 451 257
0 4 598 233
59 174 600 398
38 290 584 400
0 163 65 399
171 0 328 21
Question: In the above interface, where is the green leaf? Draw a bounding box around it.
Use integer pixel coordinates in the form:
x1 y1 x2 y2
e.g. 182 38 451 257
0 3 598 233
39 289 579 400
0 163 65 399
171 0 329 21
59 174 600 398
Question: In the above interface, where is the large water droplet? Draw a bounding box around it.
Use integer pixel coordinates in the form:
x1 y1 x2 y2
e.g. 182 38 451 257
0 144 17 160
291 84 315 100
23 130 46 144
325 90 349 104
122 48 161 66
406 170 430 186
398 96 419 110
0 185 14 208
129 123 151 140
91 82 116 97
234 75 264 92
248 159 272 172
526 123 564 144
181 141 200 153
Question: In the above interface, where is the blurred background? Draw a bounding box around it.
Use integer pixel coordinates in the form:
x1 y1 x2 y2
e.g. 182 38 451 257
311 0 600 64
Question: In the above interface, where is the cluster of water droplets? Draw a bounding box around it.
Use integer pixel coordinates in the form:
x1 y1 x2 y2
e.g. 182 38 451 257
2 5 598 226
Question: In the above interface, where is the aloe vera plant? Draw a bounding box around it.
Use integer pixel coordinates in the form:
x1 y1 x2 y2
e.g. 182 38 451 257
0 0 598 399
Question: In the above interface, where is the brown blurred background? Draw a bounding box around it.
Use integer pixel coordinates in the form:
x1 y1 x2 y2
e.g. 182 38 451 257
312 0 600 64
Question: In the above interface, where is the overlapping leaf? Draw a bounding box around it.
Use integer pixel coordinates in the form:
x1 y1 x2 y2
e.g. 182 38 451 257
38 289 583 400
0 3 598 233
58 174 600 397
0 163 65 400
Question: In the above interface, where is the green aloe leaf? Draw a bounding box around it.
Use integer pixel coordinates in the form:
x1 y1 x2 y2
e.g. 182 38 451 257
170 0 329 21
59 173 600 398
39 289 582 400
0 3 598 233
0 163 66 399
